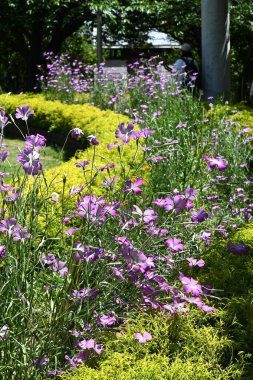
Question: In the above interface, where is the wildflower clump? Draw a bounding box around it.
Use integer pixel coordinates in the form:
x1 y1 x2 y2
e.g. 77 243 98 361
0 54 253 379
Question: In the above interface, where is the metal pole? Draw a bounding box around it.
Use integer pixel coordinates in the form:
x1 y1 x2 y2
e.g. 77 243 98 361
201 0 230 100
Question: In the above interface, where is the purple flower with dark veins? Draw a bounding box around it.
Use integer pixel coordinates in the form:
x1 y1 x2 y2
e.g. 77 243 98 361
75 160 90 168
115 123 134 143
204 155 228 171
122 178 143 195
17 148 42 175
227 242 250 255
0 218 20 236
191 208 209 223
0 245 6 258
0 150 10 163
71 128 84 140
13 228 31 243
71 288 97 301
41 253 56 265
51 260 69 277
25 134 47 150
87 135 99 145
132 205 158 224
15 105 34 121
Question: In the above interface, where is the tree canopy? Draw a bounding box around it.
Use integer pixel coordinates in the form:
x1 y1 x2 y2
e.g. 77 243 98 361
0 0 253 98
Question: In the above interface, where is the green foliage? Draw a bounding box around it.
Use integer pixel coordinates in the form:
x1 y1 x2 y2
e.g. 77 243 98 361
197 223 253 359
61 310 247 380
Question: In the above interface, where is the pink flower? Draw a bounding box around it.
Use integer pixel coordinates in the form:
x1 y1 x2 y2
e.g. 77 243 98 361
134 332 152 344
132 205 158 224
186 258 205 267
165 237 184 253
204 156 228 171
122 178 144 195
180 273 203 296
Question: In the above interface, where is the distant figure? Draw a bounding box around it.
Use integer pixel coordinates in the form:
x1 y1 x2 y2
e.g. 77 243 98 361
173 43 201 92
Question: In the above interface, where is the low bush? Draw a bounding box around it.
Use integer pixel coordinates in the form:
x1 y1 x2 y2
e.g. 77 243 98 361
61 310 247 380
0 93 130 135
0 93 143 196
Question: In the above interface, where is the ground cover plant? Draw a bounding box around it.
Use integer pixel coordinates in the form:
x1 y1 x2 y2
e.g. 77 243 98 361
0 56 253 379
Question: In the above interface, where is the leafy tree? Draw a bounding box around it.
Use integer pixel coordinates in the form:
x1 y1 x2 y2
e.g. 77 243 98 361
0 1 95 91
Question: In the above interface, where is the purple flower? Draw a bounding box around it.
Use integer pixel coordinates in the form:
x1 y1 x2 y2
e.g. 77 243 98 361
132 205 158 224
17 148 42 175
165 237 184 253
71 288 97 301
107 141 121 150
25 134 47 150
33 357 49 366
71 128 84 140
130 129 155 139
41 253 56 265
75 160 90 168
15 105 34 121
0 150 10 163
7 191 21 202
180 273 203 296
47 370 64 377
0 245 6 258
0 110 8 129
100 176 118 188
134 332 152 344
51 260 69 277
87 135 99 145
99 163 115 171
204 156 228 171
13 228 31 243
122 178 143 195
186 258 205 267
146 226 169 237
97 314 117 327
0 218 20 237
150 156 165 163
227 242 250 255
191 208 209 223
75 339 103 355
64 227 80 236
65 354 85 367
115 123 134 143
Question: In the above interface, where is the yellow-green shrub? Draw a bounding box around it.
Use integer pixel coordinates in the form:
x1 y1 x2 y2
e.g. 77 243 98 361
0 93 145 196
208 102 253 133
61 310 246 380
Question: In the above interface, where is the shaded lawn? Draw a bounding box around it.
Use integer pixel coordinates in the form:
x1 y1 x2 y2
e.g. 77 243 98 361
1 137 65 173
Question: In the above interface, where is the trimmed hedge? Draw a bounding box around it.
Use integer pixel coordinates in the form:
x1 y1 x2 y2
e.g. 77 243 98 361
0 93 144 195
